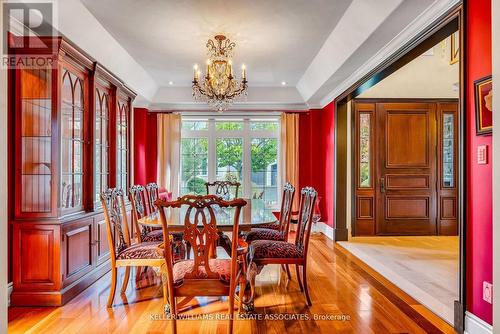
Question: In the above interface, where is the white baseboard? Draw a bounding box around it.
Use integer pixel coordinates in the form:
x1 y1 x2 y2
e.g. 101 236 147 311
313 221 333 240
7 282 12 307
465 311 492 334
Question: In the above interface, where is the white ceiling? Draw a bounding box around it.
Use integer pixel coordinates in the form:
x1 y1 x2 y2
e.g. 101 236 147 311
81 0 353 87
58 0 459 109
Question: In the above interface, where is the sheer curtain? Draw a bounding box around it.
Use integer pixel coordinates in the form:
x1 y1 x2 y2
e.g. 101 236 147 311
280 113 300 211
157 113 181 198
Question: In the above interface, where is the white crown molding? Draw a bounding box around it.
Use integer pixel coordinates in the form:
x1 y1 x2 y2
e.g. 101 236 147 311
148 102 309 111
316 0 460 108
465 312 492 334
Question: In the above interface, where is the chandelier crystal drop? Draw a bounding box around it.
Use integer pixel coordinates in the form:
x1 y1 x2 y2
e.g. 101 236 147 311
192 35 248 112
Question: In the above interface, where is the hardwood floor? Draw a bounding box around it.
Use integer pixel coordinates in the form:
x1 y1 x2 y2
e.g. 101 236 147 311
8 234 456 334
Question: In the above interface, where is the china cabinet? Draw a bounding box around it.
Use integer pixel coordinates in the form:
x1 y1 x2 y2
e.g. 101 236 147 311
9 36 135 306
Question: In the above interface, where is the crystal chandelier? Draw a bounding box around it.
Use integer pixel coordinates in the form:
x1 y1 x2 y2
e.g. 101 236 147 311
192 35 248 112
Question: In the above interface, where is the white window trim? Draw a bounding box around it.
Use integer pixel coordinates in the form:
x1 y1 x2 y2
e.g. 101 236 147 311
181 115 281 207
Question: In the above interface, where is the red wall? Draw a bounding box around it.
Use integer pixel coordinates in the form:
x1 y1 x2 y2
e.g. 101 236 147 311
298 102 335 227
466 0 493 324
133 108 158 185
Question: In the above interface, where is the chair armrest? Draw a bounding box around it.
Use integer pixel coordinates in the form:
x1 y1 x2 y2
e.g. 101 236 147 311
237 237 249 256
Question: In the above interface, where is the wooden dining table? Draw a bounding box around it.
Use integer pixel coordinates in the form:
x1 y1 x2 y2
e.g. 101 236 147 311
137 198 277 311
137 198 277 232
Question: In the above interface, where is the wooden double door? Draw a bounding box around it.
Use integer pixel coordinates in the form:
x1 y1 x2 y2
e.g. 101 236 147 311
353 100 458 236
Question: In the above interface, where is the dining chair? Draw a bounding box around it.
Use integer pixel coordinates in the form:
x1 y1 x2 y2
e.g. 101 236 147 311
146 182 161 214
205 181 241 200
247 187 317 306
100 188 166 308
155 195 247 334
244 182 295 243
129 185 162 242
131 184 190 260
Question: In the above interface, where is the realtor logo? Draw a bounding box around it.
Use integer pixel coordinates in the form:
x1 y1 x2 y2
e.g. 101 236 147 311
2 1 56 68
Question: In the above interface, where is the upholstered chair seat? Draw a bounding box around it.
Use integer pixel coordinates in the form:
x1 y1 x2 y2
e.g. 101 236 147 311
172 259 232 284
244 228 284 242
142 230 184 243
257 221 280 230
249 240 303 259
116 242 164 260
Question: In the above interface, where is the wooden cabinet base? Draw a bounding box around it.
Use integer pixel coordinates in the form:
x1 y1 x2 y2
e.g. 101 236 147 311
10 210 119 306
11 260 110 307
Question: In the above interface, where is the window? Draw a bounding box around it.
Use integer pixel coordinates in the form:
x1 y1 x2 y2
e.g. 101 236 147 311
181 117 280 208
181 138 208 195
116 98 129 191
358 113 372 188
442 113 455 187
95 87 110 201
60 70 85 210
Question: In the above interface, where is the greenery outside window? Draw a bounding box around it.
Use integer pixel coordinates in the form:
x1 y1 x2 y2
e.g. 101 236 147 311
181 117 280 208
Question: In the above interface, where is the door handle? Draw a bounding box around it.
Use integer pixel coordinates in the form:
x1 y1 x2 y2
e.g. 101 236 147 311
380 177 385 193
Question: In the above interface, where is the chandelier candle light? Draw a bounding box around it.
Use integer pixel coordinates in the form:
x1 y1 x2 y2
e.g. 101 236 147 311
192 35 248 112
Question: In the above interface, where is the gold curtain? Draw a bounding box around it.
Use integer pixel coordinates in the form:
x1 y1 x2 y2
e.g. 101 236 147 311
157 113 181 198
280 113 300 211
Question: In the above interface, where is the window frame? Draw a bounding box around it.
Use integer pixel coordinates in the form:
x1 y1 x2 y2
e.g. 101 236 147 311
181 115 281 207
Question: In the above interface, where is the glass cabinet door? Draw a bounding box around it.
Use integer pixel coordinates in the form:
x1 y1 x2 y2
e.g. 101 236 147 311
116 97 129 191
60 69 85 211
95 87 110 203
19 68 53 214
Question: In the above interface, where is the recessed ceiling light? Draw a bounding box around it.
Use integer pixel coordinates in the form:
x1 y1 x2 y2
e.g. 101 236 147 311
281 81 287 86
168 81 174 85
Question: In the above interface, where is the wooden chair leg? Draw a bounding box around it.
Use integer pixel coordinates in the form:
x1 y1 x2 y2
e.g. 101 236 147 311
120 267 130 293
295 265 304 292
284 264 292 281
168 284 177 334
107 267 117 308
228 280 236 334
238 278 246 312
135 266 142 282
302 264 312 306
161 277 168 305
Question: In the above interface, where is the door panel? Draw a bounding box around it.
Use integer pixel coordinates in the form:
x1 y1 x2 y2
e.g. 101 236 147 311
62 218 94 288
386 196 429 218
376 103 437 235
386 112 429 167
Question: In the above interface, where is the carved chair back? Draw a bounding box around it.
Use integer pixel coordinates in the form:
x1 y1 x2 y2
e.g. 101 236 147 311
205 181 241 200
156 195 246 281
295 187 317 259
100 188 131 263
277 183 295 236
129 184 151 242
146 182 160 214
